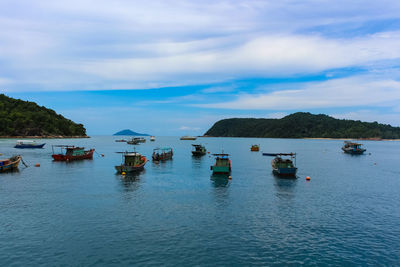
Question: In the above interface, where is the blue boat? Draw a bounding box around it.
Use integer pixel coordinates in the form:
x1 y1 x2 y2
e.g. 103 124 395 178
14 140 45 149
263 153 297 177
342 141 366 155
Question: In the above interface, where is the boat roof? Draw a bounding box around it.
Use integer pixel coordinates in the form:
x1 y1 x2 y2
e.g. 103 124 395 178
213 153 229 156
344 142 363 145
17 140 36 143
153 147 172 151
192 144 203 147
263 153 296 156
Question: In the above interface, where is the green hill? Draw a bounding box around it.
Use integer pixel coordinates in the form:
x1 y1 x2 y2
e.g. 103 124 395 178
0 94 87 137
204 112 400 139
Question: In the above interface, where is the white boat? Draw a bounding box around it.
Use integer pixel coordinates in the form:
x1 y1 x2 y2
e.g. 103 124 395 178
150 136 155 141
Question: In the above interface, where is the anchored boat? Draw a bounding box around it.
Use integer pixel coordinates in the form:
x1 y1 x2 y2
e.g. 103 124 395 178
342 141 366 154
52 145 95 161
210 153 231 174
0 155 21 172
150 136 155 141
263 153 297 177
180 136 197 140
251 144 260 151
192 144 206 156
14 140 45 149
115 152 147 173
152 147 173 161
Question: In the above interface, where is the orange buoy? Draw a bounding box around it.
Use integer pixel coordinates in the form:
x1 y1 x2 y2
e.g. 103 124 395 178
35 163 40 167
306 176 310 181
101 154 105 157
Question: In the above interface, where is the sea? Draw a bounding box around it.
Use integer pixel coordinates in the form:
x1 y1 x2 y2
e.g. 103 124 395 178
0 136 399 266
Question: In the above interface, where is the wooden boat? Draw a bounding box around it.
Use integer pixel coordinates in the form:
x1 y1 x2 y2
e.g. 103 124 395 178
14 140 45 149
115 139 127 142
263 153 297 177
210 153 231 174
52 145 95 161
0 155 21 172
115 152 147 173
251 144 259 151
150 136 155 141
192 144 206 156
152 147 173 161
127 137 146 144
342 141 366 154
180 136 197 140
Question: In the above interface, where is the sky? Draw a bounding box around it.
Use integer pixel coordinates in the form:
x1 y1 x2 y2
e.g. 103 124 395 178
1 0 400 135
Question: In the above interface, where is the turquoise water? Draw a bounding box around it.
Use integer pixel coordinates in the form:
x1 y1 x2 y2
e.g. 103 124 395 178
0 136 399 265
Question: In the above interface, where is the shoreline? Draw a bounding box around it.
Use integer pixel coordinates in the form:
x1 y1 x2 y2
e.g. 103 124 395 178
0 135 90 139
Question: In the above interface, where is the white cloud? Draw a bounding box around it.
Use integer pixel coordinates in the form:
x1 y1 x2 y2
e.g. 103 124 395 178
194 75 400 110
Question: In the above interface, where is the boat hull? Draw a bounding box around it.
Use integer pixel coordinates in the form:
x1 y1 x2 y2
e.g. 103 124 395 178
192 151 206 156
14 143 45 149
273 167 297 177
115 162 146 173
0 156 21 172
211 165 231 174
342 148 366 154
52 149 95 161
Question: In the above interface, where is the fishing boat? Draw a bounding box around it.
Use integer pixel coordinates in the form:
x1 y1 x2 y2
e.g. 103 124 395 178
127 137 146 144
14 140 45 149
115 152 147 173
0 155 21 172
150 136 155 141
152 147 173 161
115 139 127 142
52 145 95 161
263 153 297 177
180 136 197 140
192 144 206 156
251 144 260 151
135 137 146 143
342 141 366 154
210 153 231 174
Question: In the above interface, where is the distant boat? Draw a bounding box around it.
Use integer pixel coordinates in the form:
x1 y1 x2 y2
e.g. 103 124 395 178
127 137 146 144
115 152 147 173
0 155 21 172
210 153 231 174
263 153 297 177
152 147 173 161
192 144 206 156
342 141 366 154
115 139 127 142
251 144 259 151
52 145 95 161
150 136 155 141
14 140 45 149
180 136 197 140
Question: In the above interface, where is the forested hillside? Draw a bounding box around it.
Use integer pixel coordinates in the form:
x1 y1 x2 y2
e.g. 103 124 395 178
205 112 400 139
0 94 86 137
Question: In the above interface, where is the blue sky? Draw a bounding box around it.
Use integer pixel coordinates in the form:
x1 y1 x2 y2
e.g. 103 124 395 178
1 0 400 135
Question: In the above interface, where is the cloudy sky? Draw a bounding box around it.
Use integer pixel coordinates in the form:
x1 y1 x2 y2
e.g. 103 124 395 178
2 0 400 135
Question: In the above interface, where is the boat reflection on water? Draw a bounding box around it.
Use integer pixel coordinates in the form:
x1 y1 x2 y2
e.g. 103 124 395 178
117 170 145 192
273 176 298 200
210 173 230 188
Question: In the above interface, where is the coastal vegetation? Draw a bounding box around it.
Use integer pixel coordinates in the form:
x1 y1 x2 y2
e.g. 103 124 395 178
204 112 400 139
0 94 86 137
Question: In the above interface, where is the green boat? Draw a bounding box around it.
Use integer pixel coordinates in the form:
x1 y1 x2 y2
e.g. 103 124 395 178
263 153 297 177
192 144 206 156
210 153 231 174
115 152 147 173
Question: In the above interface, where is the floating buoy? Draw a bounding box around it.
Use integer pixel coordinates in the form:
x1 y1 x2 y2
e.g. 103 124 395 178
122 172 126 175
228 176 232 180
306 176 310 181
101 154 105 157
374 163 377 165
35 163 40 167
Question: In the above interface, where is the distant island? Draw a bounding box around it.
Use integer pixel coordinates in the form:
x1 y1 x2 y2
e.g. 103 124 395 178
204 112 400 139
0 94 87 138
113 129 150 136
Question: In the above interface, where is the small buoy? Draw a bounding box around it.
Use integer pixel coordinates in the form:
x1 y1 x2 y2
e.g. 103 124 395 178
35 163 40 167
228 176 232 180
306 176 311 181
101 154 104 157
122 172 126 175
374 163 377 165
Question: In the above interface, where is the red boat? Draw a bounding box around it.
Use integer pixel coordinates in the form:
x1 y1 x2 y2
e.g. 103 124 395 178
52 145 95 161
